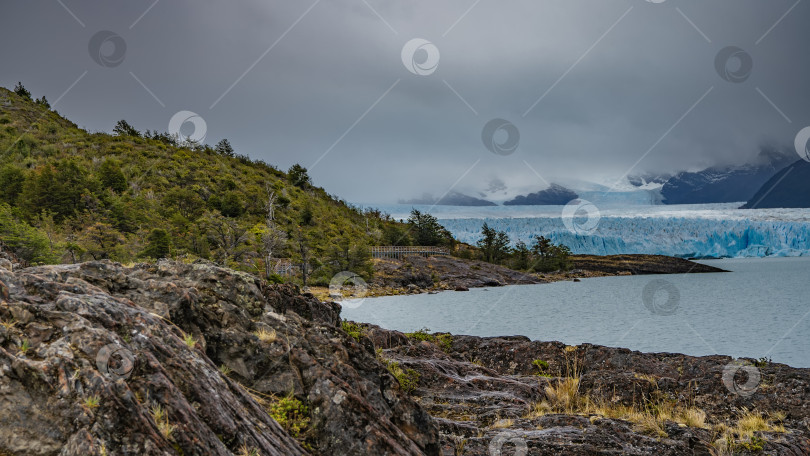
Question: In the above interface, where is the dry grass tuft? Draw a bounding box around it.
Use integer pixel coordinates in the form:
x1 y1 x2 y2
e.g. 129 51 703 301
237 444 259 456
543 377 582 414
491 418 514 429
150 404 176 441
678 407 707 429
528 369 708 439
735 409 785 437
254 328 277 344
709 409 786 455
633 373 658 384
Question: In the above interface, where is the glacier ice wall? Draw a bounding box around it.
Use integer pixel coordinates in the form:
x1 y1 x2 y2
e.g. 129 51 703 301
439 217 810 258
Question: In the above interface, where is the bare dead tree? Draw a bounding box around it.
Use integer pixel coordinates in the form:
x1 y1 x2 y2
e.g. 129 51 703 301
263 186 287 278
296 226 310 287
205 213 251 264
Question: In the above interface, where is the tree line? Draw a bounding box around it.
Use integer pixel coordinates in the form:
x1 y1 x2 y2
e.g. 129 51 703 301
474 222 572 273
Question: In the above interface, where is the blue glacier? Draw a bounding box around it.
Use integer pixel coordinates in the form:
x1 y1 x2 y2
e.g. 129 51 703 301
438 216 810 258
366 203 810 258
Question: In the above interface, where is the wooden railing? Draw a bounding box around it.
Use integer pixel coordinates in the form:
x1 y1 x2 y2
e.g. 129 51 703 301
271 259 297 276
370 246 450 259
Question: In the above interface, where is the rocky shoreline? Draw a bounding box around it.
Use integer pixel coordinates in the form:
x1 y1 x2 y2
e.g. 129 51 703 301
0 259 806 455
364 324 810 455
312 254 726 300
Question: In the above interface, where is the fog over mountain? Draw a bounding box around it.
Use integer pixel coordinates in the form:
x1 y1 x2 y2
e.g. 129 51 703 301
2 0 808 204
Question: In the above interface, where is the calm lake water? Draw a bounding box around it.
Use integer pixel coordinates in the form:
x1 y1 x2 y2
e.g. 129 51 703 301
342 257 810 367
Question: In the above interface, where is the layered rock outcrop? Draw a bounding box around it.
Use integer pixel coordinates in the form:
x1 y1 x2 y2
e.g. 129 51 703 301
0 260 438 455
365 325 810 456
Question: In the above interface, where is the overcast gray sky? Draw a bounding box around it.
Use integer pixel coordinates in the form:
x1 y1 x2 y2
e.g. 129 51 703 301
1 0 808 203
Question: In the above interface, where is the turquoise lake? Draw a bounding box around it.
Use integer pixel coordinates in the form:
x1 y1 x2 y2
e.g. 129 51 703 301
341 257 810 367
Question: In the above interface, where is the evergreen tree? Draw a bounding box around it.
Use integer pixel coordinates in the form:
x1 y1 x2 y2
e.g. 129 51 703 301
13 82 31 100
35 96 50 109
288 164 311 188
0 203 53 264
215 139 235 157
510 240 531 270
20 160 95 222
113 119 141 137
98 159 127 193
163 188 205 220
141 228 172 259
299 204 314 225
476 222 510 263
383 224 412 246
530 235 572 272
407 209 452 247
77 221 124 260
0 165 26 205
219 191 244 218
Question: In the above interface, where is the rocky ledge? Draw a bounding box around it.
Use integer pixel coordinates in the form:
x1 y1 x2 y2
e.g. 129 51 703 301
311 254 725 298
0 260 438 455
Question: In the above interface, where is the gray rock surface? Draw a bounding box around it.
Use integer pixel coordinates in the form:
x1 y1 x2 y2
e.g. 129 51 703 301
0 260 439 455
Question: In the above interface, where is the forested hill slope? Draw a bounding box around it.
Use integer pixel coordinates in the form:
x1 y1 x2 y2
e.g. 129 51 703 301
0 85 406 283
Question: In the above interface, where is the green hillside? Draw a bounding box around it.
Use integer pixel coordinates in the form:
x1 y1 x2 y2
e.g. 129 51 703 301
0 84 417 285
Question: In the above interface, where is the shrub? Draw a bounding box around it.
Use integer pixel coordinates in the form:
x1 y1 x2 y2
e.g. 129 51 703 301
270 393 310 438
83 395 101 409
266 273 285 284
435 333 453 352
405 328 434 342
532 359 550 374
377 350 420 393
386 360 420 393
341 320 362 341
405 328 453 353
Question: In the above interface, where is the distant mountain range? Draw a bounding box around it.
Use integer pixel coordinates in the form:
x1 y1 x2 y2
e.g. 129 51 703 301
399 191 496 206
660 148 794 204
399 184 581 207
503 184 578 206
396 149 806 208
741 160 810 208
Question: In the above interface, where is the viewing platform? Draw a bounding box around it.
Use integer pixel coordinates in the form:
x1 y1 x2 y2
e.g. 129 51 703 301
370 246 450 259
